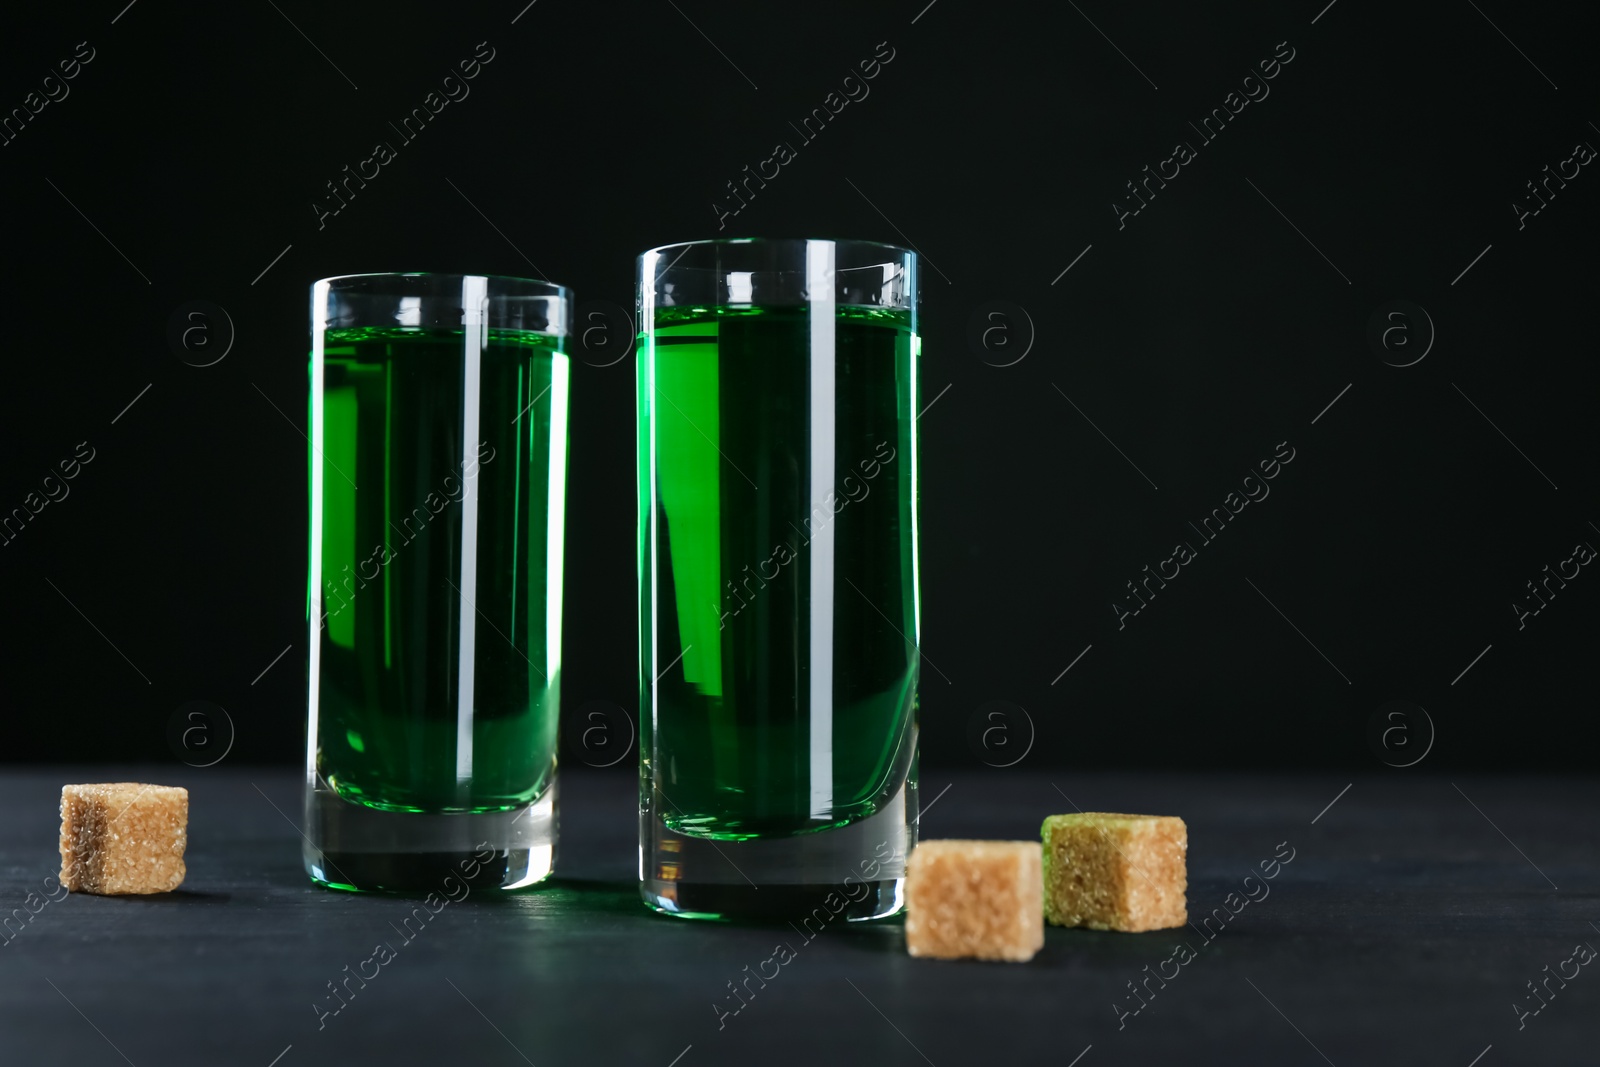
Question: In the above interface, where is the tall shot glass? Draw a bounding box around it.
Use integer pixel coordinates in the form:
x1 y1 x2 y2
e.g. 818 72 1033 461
303 273 570 892
637 239 921 920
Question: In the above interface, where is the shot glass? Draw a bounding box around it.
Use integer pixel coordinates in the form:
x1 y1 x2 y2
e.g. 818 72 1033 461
303 272 570 892
637 239 921 920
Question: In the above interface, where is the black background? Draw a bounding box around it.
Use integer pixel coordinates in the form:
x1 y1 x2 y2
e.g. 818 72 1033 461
1 0 1595 771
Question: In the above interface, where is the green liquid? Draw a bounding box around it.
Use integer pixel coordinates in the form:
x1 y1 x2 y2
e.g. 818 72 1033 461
640 305 920 840
312 326 567 813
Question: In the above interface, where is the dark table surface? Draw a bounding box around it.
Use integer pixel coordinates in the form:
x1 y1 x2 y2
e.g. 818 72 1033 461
1 766 1594 1066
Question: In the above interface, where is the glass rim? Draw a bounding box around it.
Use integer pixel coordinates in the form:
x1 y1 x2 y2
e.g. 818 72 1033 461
637 237 915 265
314 271 572 300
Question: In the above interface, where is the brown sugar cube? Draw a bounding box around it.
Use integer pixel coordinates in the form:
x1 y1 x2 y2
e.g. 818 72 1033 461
1041 813 1186 932
59 783 187 895
905 840 1043 962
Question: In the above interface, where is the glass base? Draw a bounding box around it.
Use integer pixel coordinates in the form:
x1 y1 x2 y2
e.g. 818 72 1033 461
640 777 915 922
302 775 556 893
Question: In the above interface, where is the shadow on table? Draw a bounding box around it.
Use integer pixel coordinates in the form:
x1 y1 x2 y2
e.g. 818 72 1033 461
81 889 234 905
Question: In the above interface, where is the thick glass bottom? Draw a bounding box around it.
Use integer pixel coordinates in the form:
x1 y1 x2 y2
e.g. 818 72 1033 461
640 776 914 922
303 774 556 893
